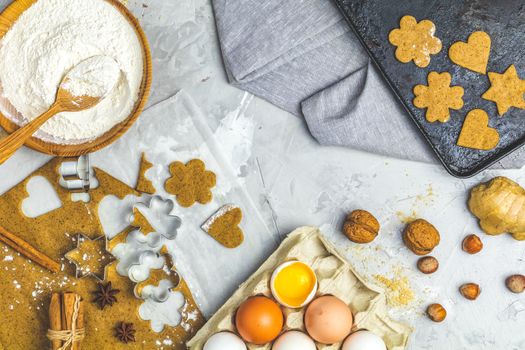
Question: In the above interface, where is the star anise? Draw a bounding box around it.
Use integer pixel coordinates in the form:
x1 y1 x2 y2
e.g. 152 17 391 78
115 322 136 343
92 281 120 309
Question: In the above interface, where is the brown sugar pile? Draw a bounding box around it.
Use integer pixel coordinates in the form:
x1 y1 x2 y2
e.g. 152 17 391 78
374 270 415 307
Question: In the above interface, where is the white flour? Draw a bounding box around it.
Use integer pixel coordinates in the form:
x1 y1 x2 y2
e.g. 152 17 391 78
0 0 143 144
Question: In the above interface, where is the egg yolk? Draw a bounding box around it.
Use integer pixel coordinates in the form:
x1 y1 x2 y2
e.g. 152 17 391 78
273 262 316 307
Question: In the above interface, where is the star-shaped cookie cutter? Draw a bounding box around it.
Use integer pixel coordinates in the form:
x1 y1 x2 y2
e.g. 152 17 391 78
65 233 115 281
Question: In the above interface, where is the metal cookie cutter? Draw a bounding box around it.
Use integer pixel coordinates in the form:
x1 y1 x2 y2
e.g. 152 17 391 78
59 155 90 192
65 233 115 282
130 252 181 303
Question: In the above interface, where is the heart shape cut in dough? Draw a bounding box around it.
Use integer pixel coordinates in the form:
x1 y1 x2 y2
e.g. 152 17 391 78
457 109 499 150
21 176 62 218
449 31 491 74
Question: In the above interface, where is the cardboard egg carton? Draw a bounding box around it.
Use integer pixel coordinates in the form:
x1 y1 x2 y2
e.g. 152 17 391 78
187 226 412 350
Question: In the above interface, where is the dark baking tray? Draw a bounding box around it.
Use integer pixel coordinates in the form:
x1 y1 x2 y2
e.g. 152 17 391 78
333 0 525 177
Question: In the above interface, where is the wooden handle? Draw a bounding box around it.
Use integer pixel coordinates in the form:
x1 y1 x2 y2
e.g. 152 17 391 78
0 104 61 164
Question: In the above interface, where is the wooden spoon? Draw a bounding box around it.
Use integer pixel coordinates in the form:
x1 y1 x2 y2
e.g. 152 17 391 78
0 56 120 164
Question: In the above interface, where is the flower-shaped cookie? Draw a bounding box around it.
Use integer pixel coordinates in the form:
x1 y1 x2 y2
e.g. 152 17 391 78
389 15 442 67
164 159 216 208
413 72 464 123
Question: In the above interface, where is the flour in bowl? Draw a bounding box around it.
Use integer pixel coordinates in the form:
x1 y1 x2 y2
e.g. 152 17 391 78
0 0 144 144
61 56 121 99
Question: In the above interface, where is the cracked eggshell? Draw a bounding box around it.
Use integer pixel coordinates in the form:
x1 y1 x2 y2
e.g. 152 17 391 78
203 332 247 350
270 260 318 308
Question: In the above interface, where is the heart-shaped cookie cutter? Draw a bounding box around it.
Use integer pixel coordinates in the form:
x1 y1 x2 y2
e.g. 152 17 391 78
58 155 90 192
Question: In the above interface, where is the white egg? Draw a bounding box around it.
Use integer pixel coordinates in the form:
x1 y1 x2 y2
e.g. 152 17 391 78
272 331 317 350
203 332 247 350
342 330 387 350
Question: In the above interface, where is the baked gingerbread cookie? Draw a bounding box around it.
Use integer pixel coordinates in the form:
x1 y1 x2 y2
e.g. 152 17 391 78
388 15 442 68
449 31 491 74
482 64 525 116
413 71 464 123
457 109 499 150
201 204 244 248
165 159 216 208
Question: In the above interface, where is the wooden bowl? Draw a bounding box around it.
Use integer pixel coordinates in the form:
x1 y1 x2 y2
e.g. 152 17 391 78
0 0 152 156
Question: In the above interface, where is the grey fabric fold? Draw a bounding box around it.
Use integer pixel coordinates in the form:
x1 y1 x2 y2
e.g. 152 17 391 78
212 0 525 170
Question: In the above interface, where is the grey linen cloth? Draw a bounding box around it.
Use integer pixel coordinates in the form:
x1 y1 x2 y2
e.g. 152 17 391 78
212 0 525 169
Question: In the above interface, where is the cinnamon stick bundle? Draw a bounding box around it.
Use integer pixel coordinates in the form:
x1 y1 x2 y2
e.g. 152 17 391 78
48 292 85 350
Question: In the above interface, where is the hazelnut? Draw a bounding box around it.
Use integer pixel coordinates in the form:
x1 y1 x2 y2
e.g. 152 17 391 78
505 274 525 294
459 283 481 300
417 256 439 274
426 303 446 322
403 219 440 255
462 234 483 254
343 210 380 244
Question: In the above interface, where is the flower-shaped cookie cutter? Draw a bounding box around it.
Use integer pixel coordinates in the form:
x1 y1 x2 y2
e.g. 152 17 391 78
128 196 182 248
65 233 115 281
129 252 181 303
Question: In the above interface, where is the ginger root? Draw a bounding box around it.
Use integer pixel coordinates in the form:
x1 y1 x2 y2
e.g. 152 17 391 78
468 177 525 241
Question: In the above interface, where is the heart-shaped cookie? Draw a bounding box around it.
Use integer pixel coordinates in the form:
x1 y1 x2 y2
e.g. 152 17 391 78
457 109 499 150
201 204 244 248
449 31 491 74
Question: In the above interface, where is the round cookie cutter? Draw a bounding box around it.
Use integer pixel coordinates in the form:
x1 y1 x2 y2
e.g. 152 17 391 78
0 0 152 157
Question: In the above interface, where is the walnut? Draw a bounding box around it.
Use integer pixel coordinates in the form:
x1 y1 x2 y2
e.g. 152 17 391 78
343 210 380 244
403 219 440 255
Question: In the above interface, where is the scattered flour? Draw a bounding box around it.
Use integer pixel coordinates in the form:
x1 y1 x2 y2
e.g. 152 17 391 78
0 0 143 144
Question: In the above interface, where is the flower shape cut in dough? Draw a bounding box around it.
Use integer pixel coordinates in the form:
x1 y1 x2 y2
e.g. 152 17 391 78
413 72 464 123
164 159 216 208
389 15 442 68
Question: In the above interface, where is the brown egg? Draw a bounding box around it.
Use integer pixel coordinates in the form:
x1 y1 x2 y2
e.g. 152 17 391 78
304 295 353 344
235 296 284 344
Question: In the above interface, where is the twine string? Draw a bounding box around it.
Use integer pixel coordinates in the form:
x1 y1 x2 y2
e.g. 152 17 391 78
46 295 85 350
